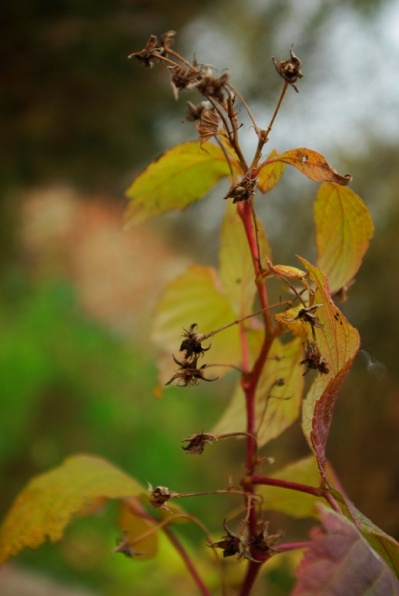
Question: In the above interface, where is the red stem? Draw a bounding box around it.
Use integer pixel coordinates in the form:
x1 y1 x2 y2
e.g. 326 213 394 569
163 526 211 596
249 475 342 513
239 561 264 596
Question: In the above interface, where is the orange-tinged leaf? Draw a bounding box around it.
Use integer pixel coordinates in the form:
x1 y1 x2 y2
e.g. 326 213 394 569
219 202 271 317
213 337 304 447
152 264 242 386
315 182 374 293
273 148 352 185
125 142 237 225
257 149 286 193
298 258 360 482
267 262 307 280
0 455 145 563
293 505 399 595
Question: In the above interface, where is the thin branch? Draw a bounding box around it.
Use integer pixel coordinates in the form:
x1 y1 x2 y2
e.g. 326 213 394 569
226 82 260 134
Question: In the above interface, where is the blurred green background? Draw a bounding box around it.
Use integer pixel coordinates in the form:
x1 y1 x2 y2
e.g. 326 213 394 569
1 0 399 594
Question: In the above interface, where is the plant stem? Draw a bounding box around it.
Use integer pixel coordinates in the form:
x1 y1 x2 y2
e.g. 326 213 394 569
249 475 342 512
274 541 311 553
163 526 211 596
239 560 263 596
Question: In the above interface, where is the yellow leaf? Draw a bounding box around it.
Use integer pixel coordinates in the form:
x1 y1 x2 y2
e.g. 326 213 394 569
273 148 352 185
125 142 238 225
219 202 271 317
0 455 145 563
213 337 304 447
298 259 360 482
152 265 242 385
275 305 311 341
315 182 374 294
267 262 307 280
117 502 158 559
257 149 286 193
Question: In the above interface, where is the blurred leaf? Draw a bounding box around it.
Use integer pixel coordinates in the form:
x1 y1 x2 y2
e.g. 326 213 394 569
267 262 307 280
299 259 360 482
293 505 399 595
152 265 242 385
273 148 352 185
257 149 286 193
125 142 234 224
213 337 304 447
219 202 271 317
117 501 158 559
332 491 399 577
315 182 374 293
0 455 145 563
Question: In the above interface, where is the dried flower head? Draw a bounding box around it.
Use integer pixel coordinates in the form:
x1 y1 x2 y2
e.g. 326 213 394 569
251 522 283 556
194 70 229 103
129 30 176 68
166 355 218 387
113 530 143 558
148 484 178 509
272 45 303 92
300 341 329 375
180 323 210 359
223 173 257 203
195 107 221 144
181 432 217 455
284 303 323 339
170 65 202 99
210 519 260 562
184 101 206 122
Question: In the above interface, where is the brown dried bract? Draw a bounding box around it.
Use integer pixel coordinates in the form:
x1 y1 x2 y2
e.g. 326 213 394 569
113 530 143 558
223 172 257 203
181 432 217 455
180 323 210 359
129 30 176 68
184 101 206 122
148 484 178 509
195 108 221 144
251 522 282 556
272 45 303 92
300 341 329 375
210 519 260 562
165 355 218 387
194 70 229 103
284 304 323 339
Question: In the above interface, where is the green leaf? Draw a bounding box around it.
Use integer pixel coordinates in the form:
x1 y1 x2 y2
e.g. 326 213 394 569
152 264 243 386
257 149 286 193
294 504 399 595
259 455 323 519
219 202 271 317
299 258 360 483
273 148 352 185
213 337 304 447
0 455 145 563
125 142 234 224
315 182 374 294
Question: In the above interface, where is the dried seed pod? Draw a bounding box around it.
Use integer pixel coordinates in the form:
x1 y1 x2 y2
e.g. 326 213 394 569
272 45 303 92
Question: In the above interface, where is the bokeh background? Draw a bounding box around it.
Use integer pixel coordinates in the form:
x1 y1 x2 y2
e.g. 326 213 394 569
1 0 399 594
